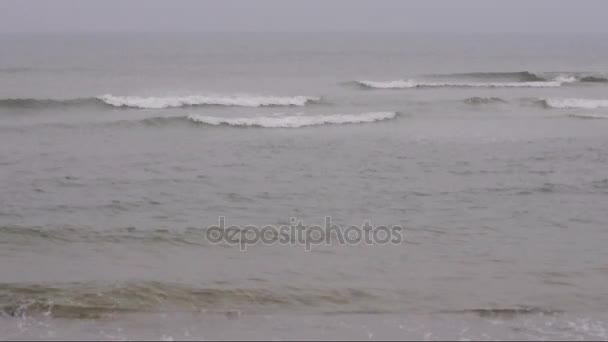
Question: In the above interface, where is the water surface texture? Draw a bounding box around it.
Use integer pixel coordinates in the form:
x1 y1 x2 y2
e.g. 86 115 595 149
1 33 608 340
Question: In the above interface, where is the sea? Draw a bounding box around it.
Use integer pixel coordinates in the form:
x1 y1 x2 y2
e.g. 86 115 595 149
1 32 608 340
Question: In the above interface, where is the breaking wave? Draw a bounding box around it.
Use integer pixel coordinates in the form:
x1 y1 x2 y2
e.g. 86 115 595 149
186 112 398 128
542 98 608 109
97 94 320 109
0 95 321 110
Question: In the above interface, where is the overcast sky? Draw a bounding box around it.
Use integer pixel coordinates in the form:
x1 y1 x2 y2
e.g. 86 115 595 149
1 0 606 34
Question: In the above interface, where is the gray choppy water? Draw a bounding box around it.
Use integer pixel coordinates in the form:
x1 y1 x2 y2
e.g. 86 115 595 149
2 33 608 340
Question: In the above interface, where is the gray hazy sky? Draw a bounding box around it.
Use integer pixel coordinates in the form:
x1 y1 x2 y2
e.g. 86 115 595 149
0 0 606 33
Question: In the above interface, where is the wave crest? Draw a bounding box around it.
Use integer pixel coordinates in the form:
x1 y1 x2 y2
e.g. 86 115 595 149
356 78 571 89
543 98 608 109
445 71 547 82
97 94 319 109
187 112 397 128
0 95 321 110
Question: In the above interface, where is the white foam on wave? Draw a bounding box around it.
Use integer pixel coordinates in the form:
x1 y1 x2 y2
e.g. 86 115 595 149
187 112 397 128
357 76 576 89
553 75 578 83
544 98 608 109
97 94 319 109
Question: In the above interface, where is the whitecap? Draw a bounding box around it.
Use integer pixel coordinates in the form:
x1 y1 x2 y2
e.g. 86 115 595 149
97 94 319 109
187 112 397 128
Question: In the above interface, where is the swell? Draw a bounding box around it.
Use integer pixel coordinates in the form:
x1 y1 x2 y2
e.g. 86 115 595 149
0 67 35 74
440 71 547 82
580 76 608 83
355 72 608 89
0 225 210 246
567 113 608 119
0 98 106 110
441 306 561 318
463 97 508 105
355 78 573 89
0 282 376 319
432 71 607 83
0 67 94 74
0 94 321 110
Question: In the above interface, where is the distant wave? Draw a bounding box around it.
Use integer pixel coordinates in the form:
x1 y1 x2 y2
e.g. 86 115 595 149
97 94 320 109
0 95 320 110
0 67 35 74
542 98 608 109
442 71 547 82
353 71 608 89
463 97 508 105
568 113 608 119
0 67 94 74
0 98 102 109
356 77 575 89
433 71 608 83
187 112 397 128
580 76 608 83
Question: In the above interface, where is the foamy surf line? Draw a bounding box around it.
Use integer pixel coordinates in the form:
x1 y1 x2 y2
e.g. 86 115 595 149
187 112 397 128
543 98 608 109
357 77 576 89
97 94 320 109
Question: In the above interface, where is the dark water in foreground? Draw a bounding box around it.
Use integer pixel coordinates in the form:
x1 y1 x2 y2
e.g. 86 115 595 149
1 33 608 340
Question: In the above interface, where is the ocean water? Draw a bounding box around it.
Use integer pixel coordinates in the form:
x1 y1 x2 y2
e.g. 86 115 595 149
1 32 608 340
